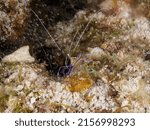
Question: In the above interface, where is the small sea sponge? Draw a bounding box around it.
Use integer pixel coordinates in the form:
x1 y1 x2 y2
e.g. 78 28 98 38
65 72 93 92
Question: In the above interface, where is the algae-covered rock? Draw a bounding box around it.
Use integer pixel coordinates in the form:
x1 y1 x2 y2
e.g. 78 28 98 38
0 0 30 41
0 0 150 113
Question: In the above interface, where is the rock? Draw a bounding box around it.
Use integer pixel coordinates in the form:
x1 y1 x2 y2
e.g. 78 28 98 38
2 46 35 63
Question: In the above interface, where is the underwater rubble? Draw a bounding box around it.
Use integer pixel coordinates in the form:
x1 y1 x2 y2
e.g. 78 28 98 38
0 0 150 112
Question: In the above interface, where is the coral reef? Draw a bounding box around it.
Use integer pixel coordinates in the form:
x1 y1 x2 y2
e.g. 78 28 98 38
0 0 150 112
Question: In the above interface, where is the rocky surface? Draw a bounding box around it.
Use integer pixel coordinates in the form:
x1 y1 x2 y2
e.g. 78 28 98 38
0 0 150 112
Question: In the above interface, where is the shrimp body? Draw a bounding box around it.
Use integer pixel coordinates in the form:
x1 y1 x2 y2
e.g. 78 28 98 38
35 45 72 77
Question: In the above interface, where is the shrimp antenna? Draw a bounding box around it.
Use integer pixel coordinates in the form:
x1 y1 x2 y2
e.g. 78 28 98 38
68 29 79 56
72 9 101 55
31 9 62 52
72 53 82 66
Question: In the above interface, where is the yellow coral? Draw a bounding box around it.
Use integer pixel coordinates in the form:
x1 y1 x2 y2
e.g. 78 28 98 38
65 72 93 92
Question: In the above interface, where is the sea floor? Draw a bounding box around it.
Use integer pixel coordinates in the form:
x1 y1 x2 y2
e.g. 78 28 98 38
0 0 150 112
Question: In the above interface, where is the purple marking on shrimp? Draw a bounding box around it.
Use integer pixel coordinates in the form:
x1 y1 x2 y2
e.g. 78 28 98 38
66 64 73 75
57 64 73 77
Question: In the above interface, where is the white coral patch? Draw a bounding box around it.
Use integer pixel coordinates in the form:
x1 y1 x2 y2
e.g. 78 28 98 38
128 17 150 41
88 47 105 60
100 0 114 12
